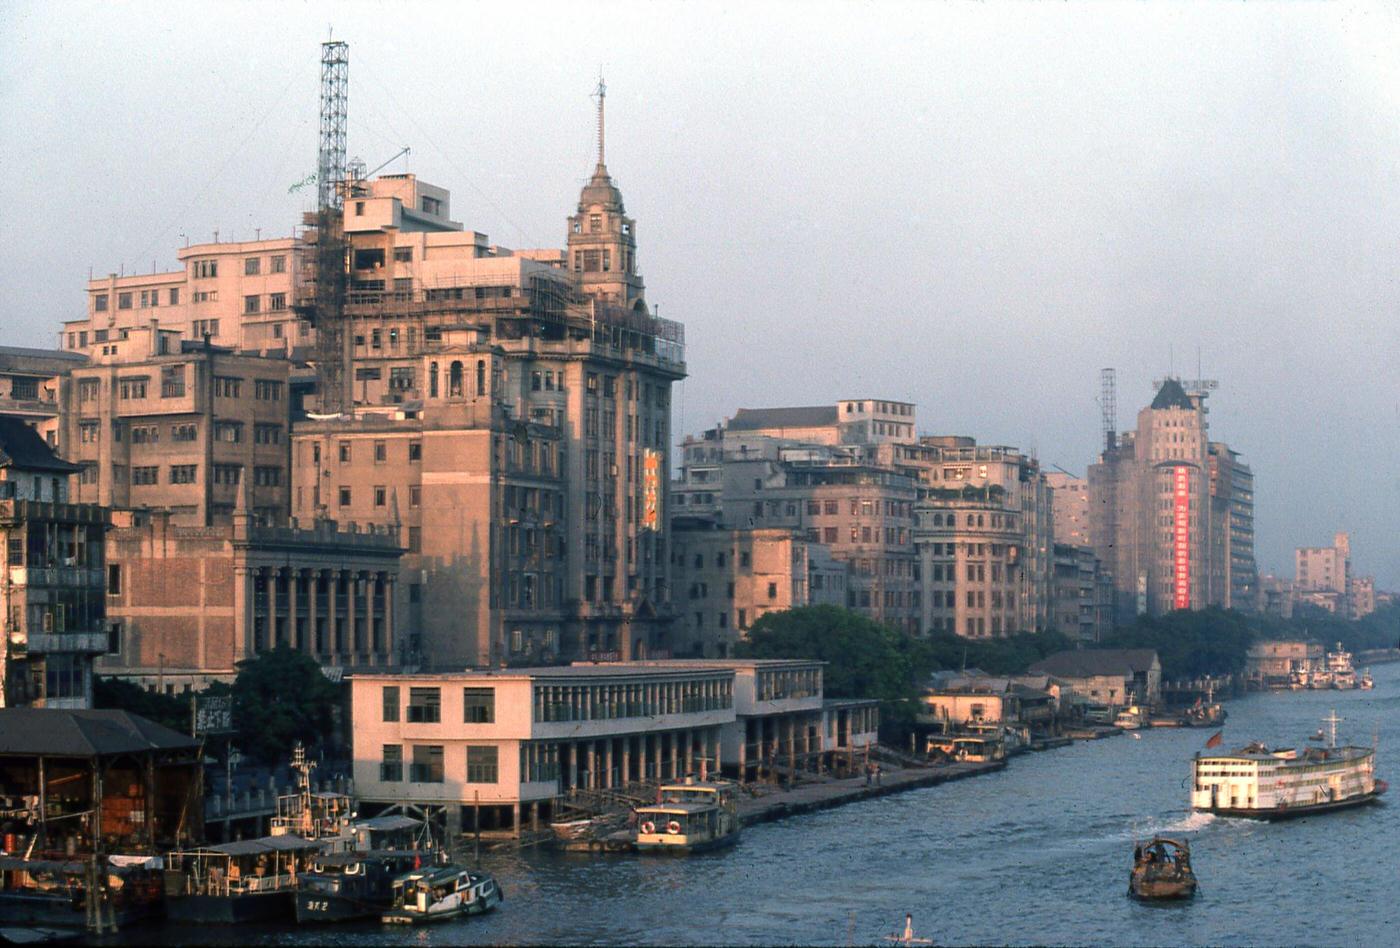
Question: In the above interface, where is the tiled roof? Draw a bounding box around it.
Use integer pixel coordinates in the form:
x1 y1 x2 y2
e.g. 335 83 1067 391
0 416 79 473
1028 649 1159 678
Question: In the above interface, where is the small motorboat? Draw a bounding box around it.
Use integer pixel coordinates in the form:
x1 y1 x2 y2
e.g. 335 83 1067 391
1128 837 1197 900
1307 729 1326 742
381 865 501 924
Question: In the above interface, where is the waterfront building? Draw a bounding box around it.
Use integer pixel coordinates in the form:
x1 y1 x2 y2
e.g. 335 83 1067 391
98 488 402 691
1088 379 1253 621
0 418 110 709
1027 648 1161 709
349 664 736 837
673 404 919 637
919 672 1058 734
910 437 1054 638
61 326 294 528
667 522 848 657
0 346 86 449
56 89 686 671
0 708 203 852
1243 640 1322 689
1045 472 1091 548
1208 443 1257 611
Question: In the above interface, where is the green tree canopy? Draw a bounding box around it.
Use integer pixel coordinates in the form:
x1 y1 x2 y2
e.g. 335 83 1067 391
736 605 916 701
229 645 341 766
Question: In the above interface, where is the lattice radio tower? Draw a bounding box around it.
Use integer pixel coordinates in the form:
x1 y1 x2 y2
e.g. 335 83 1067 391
315 40 350 414
1100 367 1117 452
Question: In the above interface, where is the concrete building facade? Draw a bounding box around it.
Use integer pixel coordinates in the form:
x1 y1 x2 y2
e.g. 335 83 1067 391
0 417 110 708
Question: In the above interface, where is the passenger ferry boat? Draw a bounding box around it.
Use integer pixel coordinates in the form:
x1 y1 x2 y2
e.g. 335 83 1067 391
1191 712 1385 820
633 779 741 854
1113 706 1145 730
381 864 502 924
926 732 1007 763
1324 643 1357 689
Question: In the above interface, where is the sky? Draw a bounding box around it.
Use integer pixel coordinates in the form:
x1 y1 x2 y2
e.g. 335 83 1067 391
1 1 1397 588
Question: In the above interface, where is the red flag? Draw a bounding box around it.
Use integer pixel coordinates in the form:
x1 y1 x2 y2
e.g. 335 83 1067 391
1205 730 1223 749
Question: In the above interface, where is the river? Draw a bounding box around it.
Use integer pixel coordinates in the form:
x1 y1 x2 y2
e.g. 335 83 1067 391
120 661 1400 946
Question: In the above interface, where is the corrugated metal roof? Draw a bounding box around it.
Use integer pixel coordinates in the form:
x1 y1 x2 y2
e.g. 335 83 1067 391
0 417 79 474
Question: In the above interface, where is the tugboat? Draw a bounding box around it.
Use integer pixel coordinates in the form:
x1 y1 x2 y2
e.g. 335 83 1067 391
1128 837 1197 900
381 865 502 924
633 778 741 854
1359 669 1375 691
294 850 425 923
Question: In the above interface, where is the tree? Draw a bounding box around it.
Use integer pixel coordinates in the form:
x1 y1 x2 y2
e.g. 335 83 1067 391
228 646 341 766
93 675 191 734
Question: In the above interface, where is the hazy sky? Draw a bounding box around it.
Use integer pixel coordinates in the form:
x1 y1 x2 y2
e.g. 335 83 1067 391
2 1 1397 588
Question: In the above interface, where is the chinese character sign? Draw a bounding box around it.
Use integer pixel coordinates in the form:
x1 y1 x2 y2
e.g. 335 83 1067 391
1173 465 1191 609
642 449 661 531
194 695 234 735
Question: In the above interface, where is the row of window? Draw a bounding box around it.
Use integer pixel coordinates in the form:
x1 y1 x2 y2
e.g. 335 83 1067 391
382 686 496 724
93 288 180 313
243 293 288 314
379 744 498 784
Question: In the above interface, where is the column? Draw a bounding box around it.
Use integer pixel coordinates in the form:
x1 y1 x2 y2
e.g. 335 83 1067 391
683 728 693 776
307 568 319 657
603 739 613 789
287 567 300 650
359 570 372 659
264 569 277 649
383 574 396 663
738 721 747 783
639 733 649 781
586 742 596 790
344 571 356 661
567 742 578 793
621 737 632 786
233 566 252 661
325 570 338 656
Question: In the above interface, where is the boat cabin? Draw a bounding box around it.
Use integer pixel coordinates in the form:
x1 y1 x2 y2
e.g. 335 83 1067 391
164 835 319 898
925 734 1006 763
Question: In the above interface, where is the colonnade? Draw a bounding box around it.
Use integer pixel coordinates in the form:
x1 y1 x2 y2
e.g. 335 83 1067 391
239 565 395 664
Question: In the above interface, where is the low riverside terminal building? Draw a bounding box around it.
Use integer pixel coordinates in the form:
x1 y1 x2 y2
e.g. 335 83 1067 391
350 663 736 836
350 659 880 836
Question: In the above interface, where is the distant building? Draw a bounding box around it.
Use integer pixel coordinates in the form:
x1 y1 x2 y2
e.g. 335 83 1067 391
0 417 110 708
1045 472 1091 548
1089 379 1254 621
61 327 294 528
99 488 403 691
1295 532 1375 620
0 346 86 448
1244 640 1323 688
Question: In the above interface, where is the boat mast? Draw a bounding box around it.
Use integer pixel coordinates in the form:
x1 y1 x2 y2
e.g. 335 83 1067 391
1323 710 1342 749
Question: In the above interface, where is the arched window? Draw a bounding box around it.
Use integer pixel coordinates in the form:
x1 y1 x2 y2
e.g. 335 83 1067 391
476 360 486 396
429 362 439 398
966 514 975 527
977 514 984 527
449 361 463 398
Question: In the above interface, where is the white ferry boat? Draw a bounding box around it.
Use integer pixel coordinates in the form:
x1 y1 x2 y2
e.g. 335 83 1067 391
1191 713 1385 820
1324 643 1357 689
633 779 740 854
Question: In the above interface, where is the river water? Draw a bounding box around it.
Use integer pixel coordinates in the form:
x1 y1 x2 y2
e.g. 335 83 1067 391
121 661 1400 946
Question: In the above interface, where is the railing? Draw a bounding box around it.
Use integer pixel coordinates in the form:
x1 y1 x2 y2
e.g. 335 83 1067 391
25 632 108 654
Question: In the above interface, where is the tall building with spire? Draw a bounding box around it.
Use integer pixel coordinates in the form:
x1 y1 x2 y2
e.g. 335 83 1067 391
1089 378 1229 621
567 79 646 308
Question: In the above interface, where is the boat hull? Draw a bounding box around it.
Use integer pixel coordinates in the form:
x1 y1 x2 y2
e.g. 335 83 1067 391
635 830 740 855
1129 878 1197 900
381 886 502 924
295 891 386 924
166 891 294 924
1196 790 1383 821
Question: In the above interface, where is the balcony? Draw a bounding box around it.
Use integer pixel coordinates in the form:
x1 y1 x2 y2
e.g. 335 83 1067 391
25 632 109 655
7 566 106 589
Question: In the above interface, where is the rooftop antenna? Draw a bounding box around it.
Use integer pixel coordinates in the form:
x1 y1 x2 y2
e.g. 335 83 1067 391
1100 368 1117 451
593 70 606 168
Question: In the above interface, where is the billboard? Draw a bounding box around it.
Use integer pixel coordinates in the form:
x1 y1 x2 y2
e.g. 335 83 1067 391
642 449 662 531
1172 465 1191 609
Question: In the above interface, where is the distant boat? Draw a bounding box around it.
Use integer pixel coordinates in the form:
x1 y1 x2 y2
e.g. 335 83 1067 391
883 913 933 944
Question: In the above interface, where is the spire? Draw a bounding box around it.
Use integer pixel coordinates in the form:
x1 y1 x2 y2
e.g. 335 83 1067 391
595 71 606 170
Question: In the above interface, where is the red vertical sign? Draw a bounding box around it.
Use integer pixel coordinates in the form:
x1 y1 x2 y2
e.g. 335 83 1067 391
1173 465 1191 609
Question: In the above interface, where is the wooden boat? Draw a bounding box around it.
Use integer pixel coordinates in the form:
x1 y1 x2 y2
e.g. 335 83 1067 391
294 850 425 923
381 865 501 924
633 779 740 854
1128 837 1197 900
163 835 320 923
